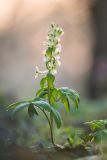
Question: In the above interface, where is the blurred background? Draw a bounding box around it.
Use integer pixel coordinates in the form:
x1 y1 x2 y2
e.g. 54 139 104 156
0 0 107 159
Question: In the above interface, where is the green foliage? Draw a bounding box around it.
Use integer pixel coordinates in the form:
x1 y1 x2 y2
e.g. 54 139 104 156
81 134 94 144
28 103 38 117
85 119 107 143
40 77 47 89
7 98 61 129
86 120 107 131
66 128 84 148
47 73 55 88
7 101 30 113
65 120 107 149
59 87 80 111
7 23 80 146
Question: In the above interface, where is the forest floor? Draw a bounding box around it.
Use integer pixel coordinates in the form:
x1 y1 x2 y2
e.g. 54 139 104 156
0 144 101 160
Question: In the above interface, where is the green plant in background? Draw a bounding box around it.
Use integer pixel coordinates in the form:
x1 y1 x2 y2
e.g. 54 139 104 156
85 120 107 148
66 127 84 148
7 23 80 147
65 120 107 150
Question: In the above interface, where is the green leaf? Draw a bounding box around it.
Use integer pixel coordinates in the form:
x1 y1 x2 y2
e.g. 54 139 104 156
51 88 58 99
50 88 58 104
32 99 61 128
47 73 55 88
36 89 43 96
94 131 103 142
28 103 38 117
40 77 47 89
33 97 45 102
7 101 30 114
61 94 70 112
7 98 61 128
85 120 105 131
46 47 53 58
36 88 48 98
67 137 74 145
39 91 48 98
51 107 61 128
103 129 107 135
60 87 80 109
82 134 94 143
32 100 51 112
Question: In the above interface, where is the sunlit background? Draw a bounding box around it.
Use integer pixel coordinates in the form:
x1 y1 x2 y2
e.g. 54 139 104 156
0 0 107 159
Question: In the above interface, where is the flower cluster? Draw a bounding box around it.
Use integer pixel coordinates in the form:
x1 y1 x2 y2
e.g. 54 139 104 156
35 23 64 78
44 23 64 74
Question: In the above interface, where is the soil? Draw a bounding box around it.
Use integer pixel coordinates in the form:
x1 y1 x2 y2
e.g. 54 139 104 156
0 143 99 160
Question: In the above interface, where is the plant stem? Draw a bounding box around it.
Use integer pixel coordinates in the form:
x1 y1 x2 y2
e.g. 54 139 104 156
40 108 55 146
47 79 55 146
42 109 51 128
50 112 54 145
38 108 52 140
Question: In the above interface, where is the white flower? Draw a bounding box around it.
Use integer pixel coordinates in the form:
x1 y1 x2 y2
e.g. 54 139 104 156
51 69 57 75
56 55 60 60
35 66 48 79
57 59 61 66
35 66 39 72
35 72 39 79
56 44 61 53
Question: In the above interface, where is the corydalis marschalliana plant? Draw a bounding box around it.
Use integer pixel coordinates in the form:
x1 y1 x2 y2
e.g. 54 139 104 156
7 23 80 147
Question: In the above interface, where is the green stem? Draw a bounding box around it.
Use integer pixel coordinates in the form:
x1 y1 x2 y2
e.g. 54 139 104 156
42 109 51 128
40 108 55 145
47 76 55 146
50 112 54 145
38 108 53 141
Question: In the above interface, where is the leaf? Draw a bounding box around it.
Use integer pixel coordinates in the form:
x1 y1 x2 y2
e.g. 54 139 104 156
86 120 105 131
46 47 53 58
67 137 74 145
32 100 51 112
51 107 61 128
94 131 103 142
7 97 61 128
82 134 94 143
33 97 45 102
60 87 80 109
67 131 84 147
51 88 58 99
95 130 107 141
40 77 47 89
36 88 48 98
32 99 61 128
7 101 30 114
50 88 58 104
61 94 70 112
36 89 43 96
39 91 48 98
103 129 107 135
47 73 55 88
28 103 38 117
